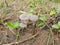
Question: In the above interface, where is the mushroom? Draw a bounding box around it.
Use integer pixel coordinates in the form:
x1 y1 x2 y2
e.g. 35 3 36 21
19 23 27 35
29 15 38 22
19 23 27 28
19 13 29 24
29 15 38 34
29 15 38 25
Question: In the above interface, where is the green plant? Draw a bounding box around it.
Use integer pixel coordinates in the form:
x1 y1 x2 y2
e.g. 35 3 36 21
52 21 60 32
38 14 48 27
50 10 56 16
0 1 4 8
39 14 48 22
29 4 35 15
19 11 26 14
7 22 19 29
38 21 44 27
7 22 20 41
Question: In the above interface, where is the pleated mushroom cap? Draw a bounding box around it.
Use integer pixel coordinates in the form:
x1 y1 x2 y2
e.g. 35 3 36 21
19 23 27 28
29 15 38 22
19 14 29 21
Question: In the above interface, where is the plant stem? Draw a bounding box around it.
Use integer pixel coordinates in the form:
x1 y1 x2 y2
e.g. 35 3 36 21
44 21 54 45
16 32 19 41
45 32 51 45
53 40 55 45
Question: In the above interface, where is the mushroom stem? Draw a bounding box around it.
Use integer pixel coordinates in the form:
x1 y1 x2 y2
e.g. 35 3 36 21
21 28 25 34
32 22 36 35
16 31 19 41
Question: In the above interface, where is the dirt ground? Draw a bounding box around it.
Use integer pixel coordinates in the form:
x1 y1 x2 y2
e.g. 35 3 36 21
0 0 60 45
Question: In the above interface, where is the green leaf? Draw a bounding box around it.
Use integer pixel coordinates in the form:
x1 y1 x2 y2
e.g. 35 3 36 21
52 24 59 29
39 14 48 21
19 11 26 14
0 1 3 8
7 22 13 29
58 30 60 32
38 22 44 27
7 22 19 29
13 22 19 28
58 21 60 28
50 10 56 16
29 8 34 13
29 3 35 8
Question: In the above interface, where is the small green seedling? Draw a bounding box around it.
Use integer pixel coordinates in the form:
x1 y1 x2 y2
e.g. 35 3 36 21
50 10 56 16
7 22 20 40
39 14 48 22
7 22 19 29
52 21 60 32
38 14 48 27
38 21 44 27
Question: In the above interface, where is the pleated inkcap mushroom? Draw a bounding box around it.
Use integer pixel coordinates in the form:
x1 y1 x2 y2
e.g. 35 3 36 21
29 15 38 22
19 13 29 21
19 23 27 28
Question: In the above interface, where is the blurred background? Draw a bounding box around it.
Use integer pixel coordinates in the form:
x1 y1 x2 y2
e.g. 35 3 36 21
0 0 60 16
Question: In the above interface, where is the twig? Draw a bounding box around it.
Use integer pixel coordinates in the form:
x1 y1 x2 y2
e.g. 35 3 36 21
8 28 16 35
44 21 54 45
45 32 51 45
3 31 39 45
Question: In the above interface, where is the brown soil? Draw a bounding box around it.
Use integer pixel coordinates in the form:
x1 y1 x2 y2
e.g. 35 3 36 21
0 0 60 45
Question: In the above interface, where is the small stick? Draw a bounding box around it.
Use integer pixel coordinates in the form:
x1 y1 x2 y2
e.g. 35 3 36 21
3 31 39 45
8 28 16 35
45 32 51 45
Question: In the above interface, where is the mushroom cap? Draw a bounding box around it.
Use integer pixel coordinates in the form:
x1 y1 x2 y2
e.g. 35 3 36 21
19 23 27 28
29 15 38 22
19 14 29 21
